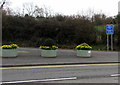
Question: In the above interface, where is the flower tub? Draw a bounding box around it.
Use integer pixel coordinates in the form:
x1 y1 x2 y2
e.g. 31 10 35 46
40 46 58 57
2 44 18 57
77 50 91 57
2 49 18 57
41 49 57 57
76 43 92 57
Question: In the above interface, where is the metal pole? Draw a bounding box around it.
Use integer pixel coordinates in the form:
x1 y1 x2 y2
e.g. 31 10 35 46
107 34 109 51
111 34 113 51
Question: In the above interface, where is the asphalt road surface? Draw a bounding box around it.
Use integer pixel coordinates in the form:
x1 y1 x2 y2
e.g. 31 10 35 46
2 63 119 84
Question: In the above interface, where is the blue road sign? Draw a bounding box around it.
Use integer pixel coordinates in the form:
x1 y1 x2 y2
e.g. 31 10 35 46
106 25 114 34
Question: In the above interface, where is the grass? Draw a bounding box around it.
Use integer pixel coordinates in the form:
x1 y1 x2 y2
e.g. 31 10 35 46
92 44 107 51
95 24 117 32
95 25 106 32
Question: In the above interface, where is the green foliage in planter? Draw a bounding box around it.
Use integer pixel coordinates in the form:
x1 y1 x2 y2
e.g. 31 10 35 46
40 38 58 50
40 46 58 50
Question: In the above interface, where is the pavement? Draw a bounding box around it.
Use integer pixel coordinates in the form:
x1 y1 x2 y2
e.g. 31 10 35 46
2 48 119 67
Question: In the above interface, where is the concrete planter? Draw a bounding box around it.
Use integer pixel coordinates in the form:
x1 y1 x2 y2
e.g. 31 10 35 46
2 49 18 57
77 50 91 57
41 49 57 57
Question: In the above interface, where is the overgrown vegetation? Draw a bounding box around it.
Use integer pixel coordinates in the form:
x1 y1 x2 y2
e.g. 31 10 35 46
2 4 119 51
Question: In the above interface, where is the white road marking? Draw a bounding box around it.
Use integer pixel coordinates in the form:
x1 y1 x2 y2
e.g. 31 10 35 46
111 74 120 77
2 77 77 84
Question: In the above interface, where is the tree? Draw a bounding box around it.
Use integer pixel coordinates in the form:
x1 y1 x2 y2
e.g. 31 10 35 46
74 16 96 44
34 6 44 17
23 2 36 16
0 0 6 9
92 14 107 25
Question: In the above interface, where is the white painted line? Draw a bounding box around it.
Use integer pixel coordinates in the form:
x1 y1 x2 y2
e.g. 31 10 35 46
111 74 120 77
2 77 77 84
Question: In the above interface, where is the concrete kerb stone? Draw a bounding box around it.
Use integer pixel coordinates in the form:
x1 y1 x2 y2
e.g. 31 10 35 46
2 61 119 67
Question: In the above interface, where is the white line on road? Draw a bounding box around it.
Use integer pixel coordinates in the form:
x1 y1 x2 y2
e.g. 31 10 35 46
111 74 120 77
2 77 77 84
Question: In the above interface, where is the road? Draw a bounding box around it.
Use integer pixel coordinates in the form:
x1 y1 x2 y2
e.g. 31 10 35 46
2 63 119 84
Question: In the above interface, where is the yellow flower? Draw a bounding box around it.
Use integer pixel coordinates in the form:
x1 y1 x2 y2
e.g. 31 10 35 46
2 44 18 49
76 43 92 50
40 45 58 50
45 46 50 48
52 46 58 49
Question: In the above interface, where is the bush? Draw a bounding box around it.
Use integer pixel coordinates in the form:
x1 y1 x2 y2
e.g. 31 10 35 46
42 38 56 46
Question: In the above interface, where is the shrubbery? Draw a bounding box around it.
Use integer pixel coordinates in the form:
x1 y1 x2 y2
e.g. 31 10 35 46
2 11 119 50
40 38 58 50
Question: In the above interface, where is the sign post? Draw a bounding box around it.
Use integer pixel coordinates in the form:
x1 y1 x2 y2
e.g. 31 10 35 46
111 34 113 51
106 24 114 51
107 34 109 51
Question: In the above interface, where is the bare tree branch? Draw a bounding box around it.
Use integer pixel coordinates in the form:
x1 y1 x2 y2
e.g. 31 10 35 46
0 0 6 9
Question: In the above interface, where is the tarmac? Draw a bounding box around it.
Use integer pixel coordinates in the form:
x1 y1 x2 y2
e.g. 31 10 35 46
2 48 119 67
